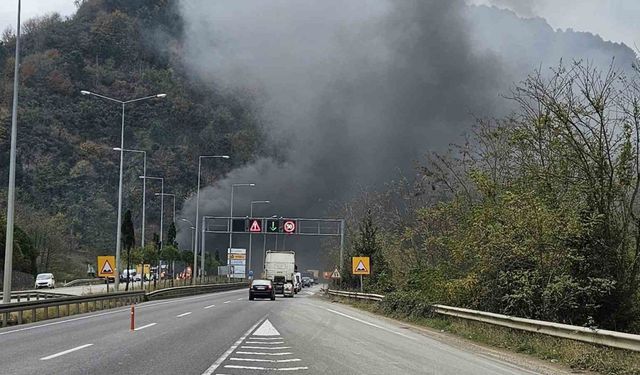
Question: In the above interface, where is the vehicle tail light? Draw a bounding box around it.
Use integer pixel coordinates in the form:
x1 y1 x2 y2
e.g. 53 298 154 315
267 285 272 290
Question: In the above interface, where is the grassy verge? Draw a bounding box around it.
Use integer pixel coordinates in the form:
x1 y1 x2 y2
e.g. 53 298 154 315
329 296 640 375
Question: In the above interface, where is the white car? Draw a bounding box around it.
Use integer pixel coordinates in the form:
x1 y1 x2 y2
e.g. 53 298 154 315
35 273 55 289
283 282 295 298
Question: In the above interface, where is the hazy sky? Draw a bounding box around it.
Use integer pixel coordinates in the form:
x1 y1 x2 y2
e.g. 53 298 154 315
0 1 638 49
0 0 76 33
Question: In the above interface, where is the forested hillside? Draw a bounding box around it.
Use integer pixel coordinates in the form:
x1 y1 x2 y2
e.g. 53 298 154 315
0 0 263 280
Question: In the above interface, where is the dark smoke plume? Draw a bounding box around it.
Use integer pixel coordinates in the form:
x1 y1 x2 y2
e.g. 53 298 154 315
175 0 636 269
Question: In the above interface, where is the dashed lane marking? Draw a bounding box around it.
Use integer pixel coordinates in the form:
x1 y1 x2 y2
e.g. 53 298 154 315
134 323 157 331
235 351 293 356
204 305 216 309
40 344 93 360
240 346 291 350
177 312 192 318
230 358 301 363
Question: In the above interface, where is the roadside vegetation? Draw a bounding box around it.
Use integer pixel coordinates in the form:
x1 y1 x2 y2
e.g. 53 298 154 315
335 61 640 336
0 1 261 282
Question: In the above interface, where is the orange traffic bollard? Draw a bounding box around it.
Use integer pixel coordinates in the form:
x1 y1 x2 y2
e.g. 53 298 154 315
130 304 135 331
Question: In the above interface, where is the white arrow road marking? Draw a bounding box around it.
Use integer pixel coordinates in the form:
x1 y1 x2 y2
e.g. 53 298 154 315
40 344 93 360
230 358 302 363
245 341 285 344
201 318 264 375
252 319 280 336
235 351 293 356
224 365 308 371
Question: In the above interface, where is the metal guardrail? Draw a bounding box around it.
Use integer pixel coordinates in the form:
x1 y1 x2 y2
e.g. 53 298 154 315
1 290 145 327
147 282 249 300
327 289 385 301
327 289 640 352
63 278 106 287
0 282 250 328
10 290 73 302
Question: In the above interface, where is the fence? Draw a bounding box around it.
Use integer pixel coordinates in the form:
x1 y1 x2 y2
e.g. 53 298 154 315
326 289 640 352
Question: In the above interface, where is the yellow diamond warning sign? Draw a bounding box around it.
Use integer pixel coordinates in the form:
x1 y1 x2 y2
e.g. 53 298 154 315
352 257 370 275
98 256 116 277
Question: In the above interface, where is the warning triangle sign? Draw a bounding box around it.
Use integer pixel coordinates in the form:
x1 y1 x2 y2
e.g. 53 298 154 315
331 268 341 279
249 220 262 232
101 260 114 274
355 260 367 272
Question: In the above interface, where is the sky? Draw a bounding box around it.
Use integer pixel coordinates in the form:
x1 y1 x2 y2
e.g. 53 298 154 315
0 1 638 49
0 0 76 33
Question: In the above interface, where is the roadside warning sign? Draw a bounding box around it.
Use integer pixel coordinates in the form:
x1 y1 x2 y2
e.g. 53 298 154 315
352 257 370 275
249 219 262 232
97 256 116 277
331 268 341 279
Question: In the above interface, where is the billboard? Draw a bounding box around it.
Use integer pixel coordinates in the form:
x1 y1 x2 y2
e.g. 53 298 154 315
227 248 246 278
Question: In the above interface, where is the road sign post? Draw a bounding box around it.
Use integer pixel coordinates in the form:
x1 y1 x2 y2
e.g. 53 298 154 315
352 257 370 292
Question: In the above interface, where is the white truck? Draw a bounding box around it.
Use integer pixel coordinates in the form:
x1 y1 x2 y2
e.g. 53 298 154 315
264 250 296 297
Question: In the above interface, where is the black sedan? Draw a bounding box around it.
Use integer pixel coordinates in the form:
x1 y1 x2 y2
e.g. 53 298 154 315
249 279 276 301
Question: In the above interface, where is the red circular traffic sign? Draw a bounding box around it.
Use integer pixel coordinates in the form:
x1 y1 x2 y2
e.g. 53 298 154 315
283 220 296 233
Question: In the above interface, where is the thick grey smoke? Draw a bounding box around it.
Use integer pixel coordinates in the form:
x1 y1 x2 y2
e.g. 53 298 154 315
175 0 636 269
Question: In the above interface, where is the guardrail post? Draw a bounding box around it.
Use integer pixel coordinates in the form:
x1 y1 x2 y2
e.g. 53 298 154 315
55 305 59 318
31 307 36 323
17 310 22 324
44 306 48 320
2 311 7 327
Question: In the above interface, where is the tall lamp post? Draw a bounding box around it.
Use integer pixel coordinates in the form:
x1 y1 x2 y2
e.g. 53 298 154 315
3 0 21 304
194 155 229 285
81 90 165 290
141 175 163 284
229 183 255 251
249 200 270 278
114 148 146 248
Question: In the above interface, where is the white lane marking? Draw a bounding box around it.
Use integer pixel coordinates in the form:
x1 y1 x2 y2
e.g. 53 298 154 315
252 319 280 336
223 301 231 304
325 308 416 340
176 312 192 318
40 344 93 360
240 346 291 350
237 297 244 301
248 337 281 340
0 288 246 337
224 365 308 371
134 323 157 331
201 318 265 375
245 341 285 344
204 304 216 309
235 351 293 356
230 358 301 363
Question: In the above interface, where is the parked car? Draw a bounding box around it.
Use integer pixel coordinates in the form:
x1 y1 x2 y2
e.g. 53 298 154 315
119 269 138 282
301 277 311 287
249 279 276 301
35 273 55 289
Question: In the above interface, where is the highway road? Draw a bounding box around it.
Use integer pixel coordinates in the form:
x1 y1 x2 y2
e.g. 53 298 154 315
0 285 566 374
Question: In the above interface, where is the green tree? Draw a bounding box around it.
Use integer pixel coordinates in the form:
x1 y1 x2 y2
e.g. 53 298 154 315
167 222 177 247
121 209 135 290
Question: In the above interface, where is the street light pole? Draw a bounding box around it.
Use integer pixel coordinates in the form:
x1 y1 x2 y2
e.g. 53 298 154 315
141 175 164 283
249 200 270 278
194 155 229 285
229 183 255 250
82 91 165 290
114 148 146 248
3 0 21 304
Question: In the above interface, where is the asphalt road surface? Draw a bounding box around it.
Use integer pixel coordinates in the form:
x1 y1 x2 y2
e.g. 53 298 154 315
0 285 563 374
